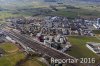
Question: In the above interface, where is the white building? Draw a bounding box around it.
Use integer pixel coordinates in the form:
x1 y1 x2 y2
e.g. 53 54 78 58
86 42 100 54
93 18 100 29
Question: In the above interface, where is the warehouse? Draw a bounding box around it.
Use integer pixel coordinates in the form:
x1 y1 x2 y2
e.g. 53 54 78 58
86 42 100 54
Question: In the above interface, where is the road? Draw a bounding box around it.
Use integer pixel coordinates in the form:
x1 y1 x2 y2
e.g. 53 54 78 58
6 31 86 66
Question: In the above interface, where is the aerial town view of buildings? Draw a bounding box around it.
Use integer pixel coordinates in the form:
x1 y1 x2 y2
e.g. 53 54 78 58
0 0 100 66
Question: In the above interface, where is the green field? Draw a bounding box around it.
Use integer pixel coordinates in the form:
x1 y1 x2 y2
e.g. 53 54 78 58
54 9 77 18
0 42 18 53
0 52 25 66
0 11 30 24
20 57 47 66
0 5 100 21
0 42 47 66
0 42 25 66
92 30 100 34
0 11 18 19
67 36 100 64
51 7 100 19
0 11 20 24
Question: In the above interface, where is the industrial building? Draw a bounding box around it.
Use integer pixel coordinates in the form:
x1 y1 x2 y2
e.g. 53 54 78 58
86 42 100 54
93 18 100 29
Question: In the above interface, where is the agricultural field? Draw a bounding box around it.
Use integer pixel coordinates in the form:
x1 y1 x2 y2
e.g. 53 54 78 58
0 5 100 21
0 42 47 66
0 11 19 19
0 10 31 24
0 42 25 66
0 11 20 24
0 42 18 53
20 57 47 66
67 36 100 65
52 7 100 19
